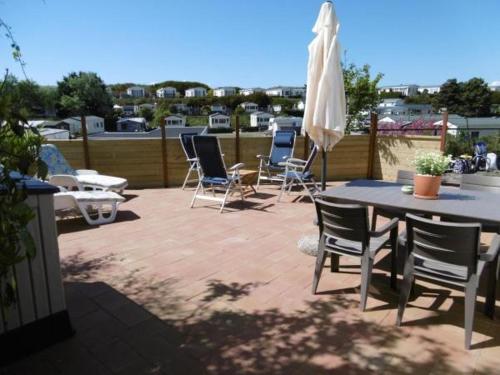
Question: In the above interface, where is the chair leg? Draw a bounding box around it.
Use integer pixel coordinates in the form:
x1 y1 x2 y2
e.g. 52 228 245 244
484 253 498 319
238 179 245 201
371 208 378 231
278 177 288 202
396 257 414 326
182 164 194 190
390 227 398 290
464 275 478 350
256 162 263 190
360 252 374 311
312 241 327 294
330 253 339 272
219 184 232 213
190 182 202 208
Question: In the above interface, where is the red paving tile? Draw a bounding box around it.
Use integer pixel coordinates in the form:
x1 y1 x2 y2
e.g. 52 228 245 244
2 185 500 374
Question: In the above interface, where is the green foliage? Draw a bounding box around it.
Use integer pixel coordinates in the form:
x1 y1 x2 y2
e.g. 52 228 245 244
491 91 500 105
433 78 492 117
461 78 492 117
0 19 48 312
138 107 154 122
379 91 403 99
404 92 434 105
446 132 500 157
152 105 171 128
186 116 208 126
433 79 463 113
445 131 472 157
414 152 451 176
0 78 48 311
343 63 383 132
56 72 113 118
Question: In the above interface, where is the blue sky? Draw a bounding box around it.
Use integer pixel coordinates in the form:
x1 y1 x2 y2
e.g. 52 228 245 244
1 0 499 87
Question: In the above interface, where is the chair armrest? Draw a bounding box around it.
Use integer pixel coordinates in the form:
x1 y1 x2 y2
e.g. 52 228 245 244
228 163 245 171
480 234 500 262
187 157 198 162
49 175 83 191
369 218 399 238
286 158 307 165
256 155 269 160
76 169 99 175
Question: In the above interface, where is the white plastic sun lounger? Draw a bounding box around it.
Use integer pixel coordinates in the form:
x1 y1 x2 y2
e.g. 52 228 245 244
40 144 128 193
54 190 125 225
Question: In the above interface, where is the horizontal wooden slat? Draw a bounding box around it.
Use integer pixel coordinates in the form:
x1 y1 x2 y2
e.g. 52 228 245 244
50 135 441 187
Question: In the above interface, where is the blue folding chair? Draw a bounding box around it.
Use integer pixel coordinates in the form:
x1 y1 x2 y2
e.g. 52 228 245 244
191 136 245 213
256 130 296 188
278 144 319 202
179 132 201 189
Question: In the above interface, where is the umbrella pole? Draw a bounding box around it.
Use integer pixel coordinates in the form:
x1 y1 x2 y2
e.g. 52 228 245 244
321 149 327 191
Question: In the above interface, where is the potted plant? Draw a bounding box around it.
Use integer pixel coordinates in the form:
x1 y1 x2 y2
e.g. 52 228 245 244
413 151 451 199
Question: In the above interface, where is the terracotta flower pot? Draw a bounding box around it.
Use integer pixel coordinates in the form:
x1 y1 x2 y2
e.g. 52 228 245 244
413 174 441 199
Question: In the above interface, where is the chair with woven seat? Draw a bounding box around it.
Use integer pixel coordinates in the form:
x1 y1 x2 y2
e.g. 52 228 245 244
179 132 201 190
312 198 399 311
396 214 500 349
191 135 245 213
256 130 296 188
277 144 320 202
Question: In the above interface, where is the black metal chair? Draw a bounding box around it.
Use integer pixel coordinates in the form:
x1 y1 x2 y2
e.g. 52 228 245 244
277 144 319 202
179 133 201 190
397 214 500 349
313 199 399 311
191 136 245 213
256 130 296 188
371 170 415 230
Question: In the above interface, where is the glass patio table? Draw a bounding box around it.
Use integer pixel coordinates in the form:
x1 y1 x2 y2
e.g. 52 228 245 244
319 179 499 318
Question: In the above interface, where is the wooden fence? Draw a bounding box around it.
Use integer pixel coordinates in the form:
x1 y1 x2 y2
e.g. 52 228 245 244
50 133 440 189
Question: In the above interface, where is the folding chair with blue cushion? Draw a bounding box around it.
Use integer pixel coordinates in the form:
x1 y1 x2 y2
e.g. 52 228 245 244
191 136 246 213
179 132 201 190
256 130 296 188
277 144 320 202
39 144 128 193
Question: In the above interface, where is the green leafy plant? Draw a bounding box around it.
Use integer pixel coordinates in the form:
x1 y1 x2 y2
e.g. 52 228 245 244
0 20 47 313
414 151 451 176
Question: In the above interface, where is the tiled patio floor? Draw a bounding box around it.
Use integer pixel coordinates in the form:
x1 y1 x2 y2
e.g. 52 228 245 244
2 184 499 374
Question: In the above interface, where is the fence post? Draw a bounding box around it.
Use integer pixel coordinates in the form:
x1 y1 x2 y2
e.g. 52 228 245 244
80 115 91 169
303 132 310 160
440 110 448 152
235 115 240 163
367 112 378 179
160 123 168 187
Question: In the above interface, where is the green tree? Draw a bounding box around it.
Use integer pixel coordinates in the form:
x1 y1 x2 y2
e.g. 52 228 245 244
56 71 113 118
433 79 463 114
152 105 170 128
461 78 492 117
138 106 154 122
343 63 383 132
247 92 271 108
434 78 492 117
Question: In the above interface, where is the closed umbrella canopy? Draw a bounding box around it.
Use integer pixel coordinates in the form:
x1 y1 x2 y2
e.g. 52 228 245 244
303 1 346 152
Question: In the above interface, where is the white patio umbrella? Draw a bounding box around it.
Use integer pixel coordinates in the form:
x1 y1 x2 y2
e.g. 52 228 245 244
302 1 346 190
